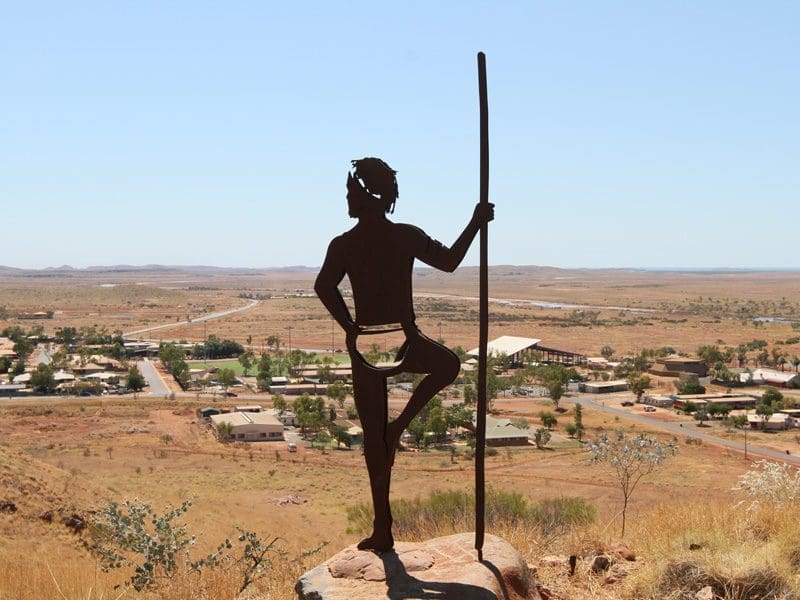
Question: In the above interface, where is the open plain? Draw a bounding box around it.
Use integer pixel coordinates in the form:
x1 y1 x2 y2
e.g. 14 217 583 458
2 265 800 599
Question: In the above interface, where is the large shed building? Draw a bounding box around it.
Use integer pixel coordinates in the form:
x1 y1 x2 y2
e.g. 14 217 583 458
467 336 586 367
210 412 284 442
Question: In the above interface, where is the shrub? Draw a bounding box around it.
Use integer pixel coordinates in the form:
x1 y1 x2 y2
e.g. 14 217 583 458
346 488 594 542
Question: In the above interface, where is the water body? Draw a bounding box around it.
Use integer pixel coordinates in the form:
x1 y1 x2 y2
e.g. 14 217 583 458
415 292 655 313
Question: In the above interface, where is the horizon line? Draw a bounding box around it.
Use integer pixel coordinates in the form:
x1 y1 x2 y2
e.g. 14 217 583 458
2 263 800 274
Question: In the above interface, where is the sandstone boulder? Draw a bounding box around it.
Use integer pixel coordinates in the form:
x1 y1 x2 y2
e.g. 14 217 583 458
296 532 540 599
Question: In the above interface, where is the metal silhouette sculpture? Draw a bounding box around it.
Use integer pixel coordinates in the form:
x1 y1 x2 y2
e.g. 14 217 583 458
315 157 493 551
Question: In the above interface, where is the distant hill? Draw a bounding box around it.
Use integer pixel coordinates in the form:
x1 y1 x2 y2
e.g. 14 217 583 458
0 264 320 276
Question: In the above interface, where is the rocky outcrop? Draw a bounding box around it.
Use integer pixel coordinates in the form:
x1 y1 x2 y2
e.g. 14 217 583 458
296 532 540 599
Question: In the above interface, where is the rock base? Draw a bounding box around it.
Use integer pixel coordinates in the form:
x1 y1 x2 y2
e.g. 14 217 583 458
296 532 540 599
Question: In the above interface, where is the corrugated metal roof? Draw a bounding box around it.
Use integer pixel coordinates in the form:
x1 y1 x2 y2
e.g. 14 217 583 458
210 412 282 427
467 336 542 358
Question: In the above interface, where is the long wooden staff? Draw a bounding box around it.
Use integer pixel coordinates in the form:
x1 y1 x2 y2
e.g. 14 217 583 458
475 51 489 561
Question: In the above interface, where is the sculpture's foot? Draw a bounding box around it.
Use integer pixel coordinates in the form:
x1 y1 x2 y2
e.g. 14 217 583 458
385 420 403 466
357 531 394 552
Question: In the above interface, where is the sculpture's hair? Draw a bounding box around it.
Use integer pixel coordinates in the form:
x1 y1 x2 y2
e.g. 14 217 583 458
349 157 398 214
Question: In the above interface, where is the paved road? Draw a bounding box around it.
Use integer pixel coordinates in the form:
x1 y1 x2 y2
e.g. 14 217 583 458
123 298 259 338
560 395 800 465
136 358 170 396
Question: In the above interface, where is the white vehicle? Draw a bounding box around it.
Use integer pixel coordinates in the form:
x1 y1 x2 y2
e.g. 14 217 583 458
287 442 298 452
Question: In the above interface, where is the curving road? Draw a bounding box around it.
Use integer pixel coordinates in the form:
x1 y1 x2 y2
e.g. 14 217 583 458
123 298 259 338
560 395 800 465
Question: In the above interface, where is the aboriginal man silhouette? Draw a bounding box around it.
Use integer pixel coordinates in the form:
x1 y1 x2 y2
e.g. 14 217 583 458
315 157 494 551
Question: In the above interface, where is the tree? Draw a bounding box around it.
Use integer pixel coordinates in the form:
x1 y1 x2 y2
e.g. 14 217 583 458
534 427 551 449
626 373 651 402
547 381 563 410
317 356 334 383
538 411 557 430
706 403 731 419
126 366 146 395
601 345 614 360
755 401 774 429
238 351 255 376
446 403 474 430
30 363 55 394
330 424 352 448
158 343 185 373
217 368 237 394
675 373 705 395
55 326 78 347
697 344 726 367
272 394 287 413
293 394 325 435
762 387 784 408
216 421 233 440
462 384 476 405
588 430 677 537
12 337 34 364
510 417 530 430
564 423 578 437
326 380 347 408
573 402 585 441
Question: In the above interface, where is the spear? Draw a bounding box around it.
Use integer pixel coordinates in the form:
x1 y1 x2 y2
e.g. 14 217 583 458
475 50 489 562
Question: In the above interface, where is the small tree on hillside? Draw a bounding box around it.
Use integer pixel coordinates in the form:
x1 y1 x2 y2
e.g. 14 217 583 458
588 430 677 537
601 345 614 360
573 402 585 441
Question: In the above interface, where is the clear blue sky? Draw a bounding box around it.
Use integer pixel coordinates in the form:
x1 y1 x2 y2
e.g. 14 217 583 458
2 2 798 270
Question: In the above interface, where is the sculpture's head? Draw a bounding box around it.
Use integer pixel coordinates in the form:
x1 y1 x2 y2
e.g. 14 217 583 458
346 157 398 218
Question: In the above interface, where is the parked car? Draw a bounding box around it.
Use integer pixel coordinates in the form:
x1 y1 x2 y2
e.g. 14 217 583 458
644 406 656 412
621 401 634 407
287 443 297 453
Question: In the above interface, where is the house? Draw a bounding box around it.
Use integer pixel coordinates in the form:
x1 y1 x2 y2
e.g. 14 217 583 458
750 369 798 388
0 337 18 359
0 384 28 397
670 393 758 411
747 412 795 431
483 415 531 447
209 412 284 442
580 380 629 394
649 356 708 378
332 419 363 445
265 408 298 427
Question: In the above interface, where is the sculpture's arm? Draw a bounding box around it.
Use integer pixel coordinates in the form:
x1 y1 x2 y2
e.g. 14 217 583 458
314 238 358 337
415 203 494 273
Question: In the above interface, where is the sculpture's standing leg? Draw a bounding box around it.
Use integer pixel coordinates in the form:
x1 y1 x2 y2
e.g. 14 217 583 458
351 358 393 551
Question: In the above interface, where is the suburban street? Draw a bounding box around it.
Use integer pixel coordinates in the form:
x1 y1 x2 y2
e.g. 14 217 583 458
136 358 170 396
560 395 800 465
